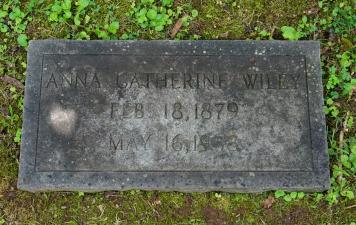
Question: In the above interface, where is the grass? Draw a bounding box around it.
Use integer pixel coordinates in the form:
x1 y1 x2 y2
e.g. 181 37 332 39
0 0 355 224
1 190 355 224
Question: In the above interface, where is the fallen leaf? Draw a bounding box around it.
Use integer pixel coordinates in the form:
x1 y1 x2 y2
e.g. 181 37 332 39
219 31 229 38
170 16 185 38
341 38 353 49
3 190 17 201
153 199 162 206
306 7 319 15
1 106 8 117
104 191 117 198
98 204 105 216
0 75 24 90
262 195 275 209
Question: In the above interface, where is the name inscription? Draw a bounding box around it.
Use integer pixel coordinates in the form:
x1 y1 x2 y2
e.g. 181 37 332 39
45 71 302 90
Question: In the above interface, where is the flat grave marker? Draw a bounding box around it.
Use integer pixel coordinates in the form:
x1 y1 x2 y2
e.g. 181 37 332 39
18 40 329 192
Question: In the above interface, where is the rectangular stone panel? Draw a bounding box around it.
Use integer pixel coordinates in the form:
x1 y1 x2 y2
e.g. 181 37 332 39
18 40 330 192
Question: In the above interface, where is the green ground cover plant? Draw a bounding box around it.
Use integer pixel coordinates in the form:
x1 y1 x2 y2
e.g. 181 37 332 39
0 0 355 224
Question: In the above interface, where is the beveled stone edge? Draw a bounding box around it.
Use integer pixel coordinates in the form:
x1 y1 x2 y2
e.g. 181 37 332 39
18 40 330 192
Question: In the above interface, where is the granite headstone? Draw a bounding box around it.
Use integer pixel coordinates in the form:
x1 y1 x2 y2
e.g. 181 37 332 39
18 40 330 192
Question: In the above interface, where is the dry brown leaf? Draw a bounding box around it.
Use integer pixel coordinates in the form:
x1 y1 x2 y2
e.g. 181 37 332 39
170 15 186 38
153 199 162 206
0 75 24 90
98 204 105 216
262 195 275 209
1 106 9 117
306 7 319 15
219 31 229 38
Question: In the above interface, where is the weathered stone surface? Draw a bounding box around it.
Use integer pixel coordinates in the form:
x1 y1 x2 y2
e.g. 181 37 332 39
18 40 329 192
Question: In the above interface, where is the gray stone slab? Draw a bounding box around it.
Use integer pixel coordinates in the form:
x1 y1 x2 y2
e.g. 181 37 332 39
18 40 330 192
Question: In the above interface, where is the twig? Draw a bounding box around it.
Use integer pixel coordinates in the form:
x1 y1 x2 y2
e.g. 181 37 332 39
260 218 266 225
345 204 356 209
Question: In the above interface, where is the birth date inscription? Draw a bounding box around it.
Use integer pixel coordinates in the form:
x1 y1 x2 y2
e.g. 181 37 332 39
110 102 239 120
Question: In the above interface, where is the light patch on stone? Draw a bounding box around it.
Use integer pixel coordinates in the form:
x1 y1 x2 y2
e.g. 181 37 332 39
49 104 77 136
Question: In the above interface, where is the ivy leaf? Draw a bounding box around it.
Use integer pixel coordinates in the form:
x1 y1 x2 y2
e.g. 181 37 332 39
120 33 129 40
341 190 354 200
154 25 164 32
326 98 333 105
281 26 302 40
290 192 298 199
17 34 28 47
297 192 305 199
66 221 78 225
275 190 285 198
74 14 81 26
259 30 269 37
283 195 292 202
64 11 72 19
302 15 307 23
84 15 90 24
314 193 323 202
51 4 62 13
77 31 90 40
138 8 147 17
0 10 8 18
146 9 157 20
191 9 198 18
346 116 354 129
77 0 90 12
137 15 147 24
342 79 356 96
181 16 189 27
63 0 72 10
49 12 58 21
0 24 8 33
340 52 351 67
107 21 119 34
14 128 22 143
214 193 222 198
340 154 351 168
162 0 173 6
141 0 154 4
96 29 109 39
